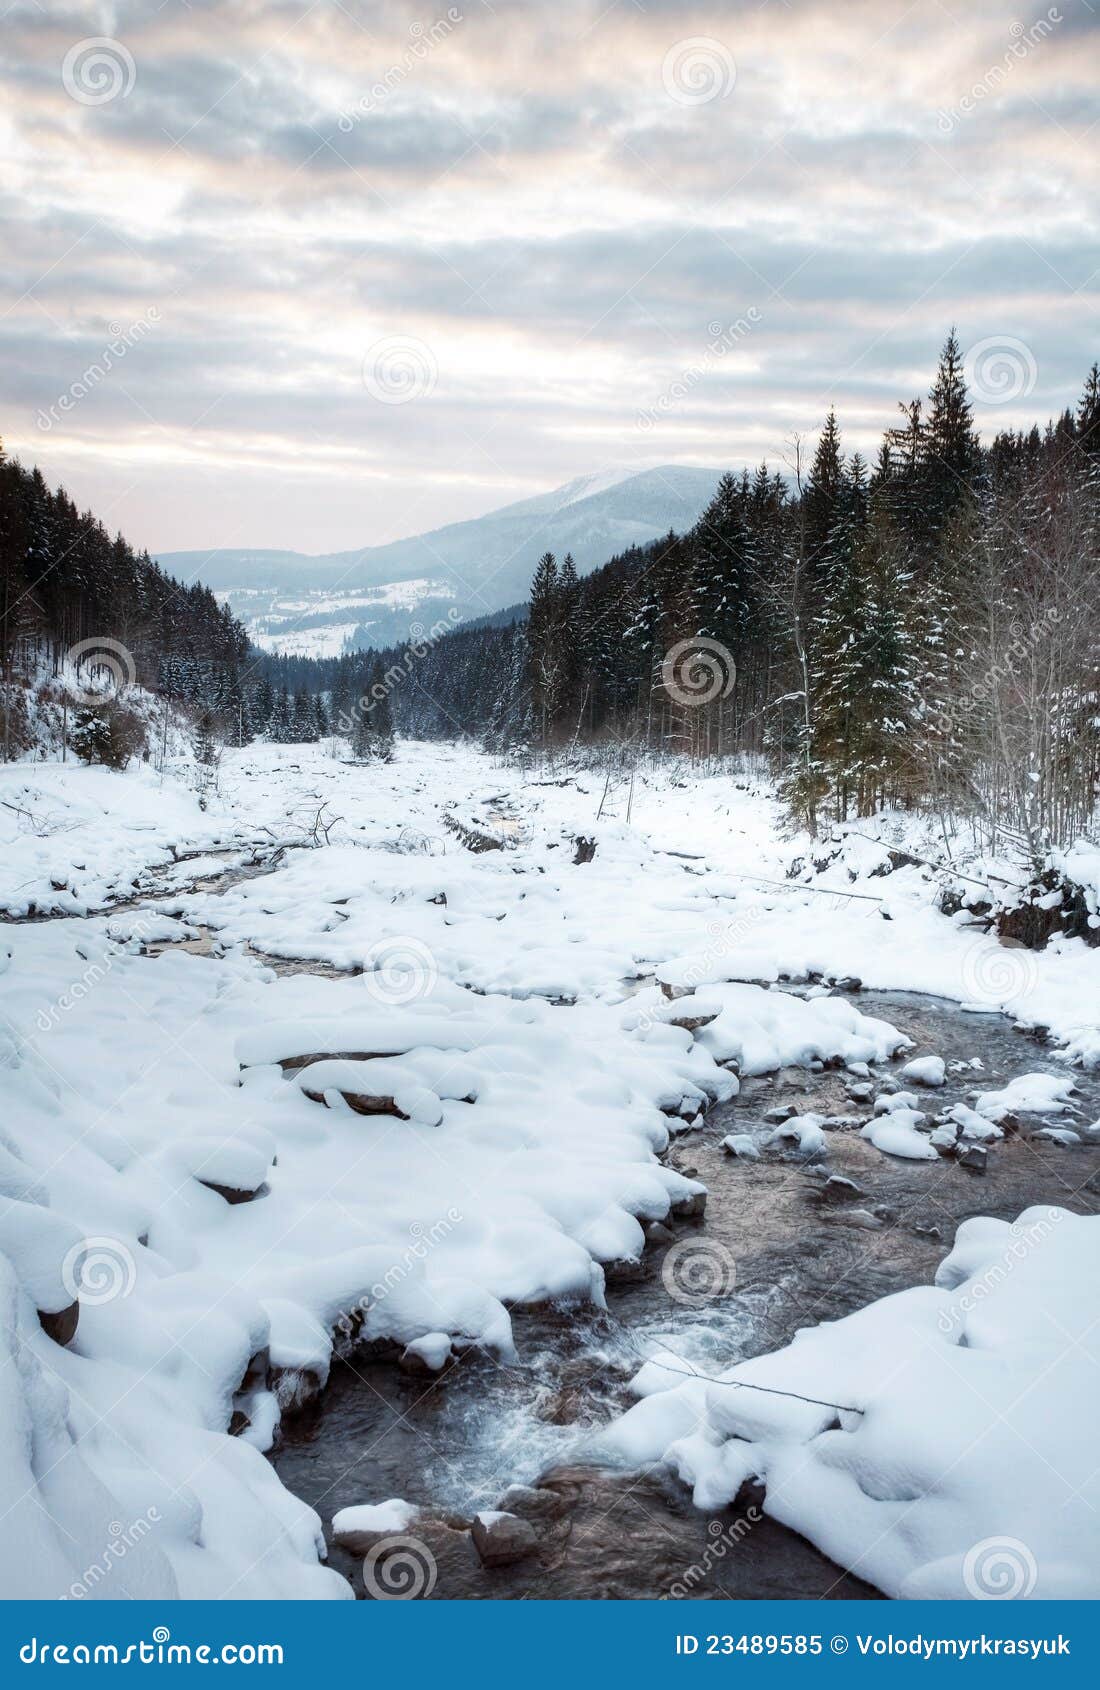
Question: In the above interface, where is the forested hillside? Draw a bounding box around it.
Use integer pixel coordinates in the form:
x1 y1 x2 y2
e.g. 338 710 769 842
4 335 1099 863
385 335 1100 856
0 442 249 758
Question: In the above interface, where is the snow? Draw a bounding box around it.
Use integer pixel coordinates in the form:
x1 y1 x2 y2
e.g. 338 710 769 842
601 1206 1100 1599
902 1055 946 1087
3 739 1099 1600
764 1115 827 1156
873 1090 923 1116
861 1113 939 1160
249 623 362 659
332 1499 418 1537
972 1072 1078 1121
0 760 247 917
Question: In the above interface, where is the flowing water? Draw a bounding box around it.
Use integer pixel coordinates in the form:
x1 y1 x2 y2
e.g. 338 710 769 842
270 989 1100 1600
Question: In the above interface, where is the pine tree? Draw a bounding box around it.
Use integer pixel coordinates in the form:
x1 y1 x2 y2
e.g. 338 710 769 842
526 552 560 748
921 329 980 554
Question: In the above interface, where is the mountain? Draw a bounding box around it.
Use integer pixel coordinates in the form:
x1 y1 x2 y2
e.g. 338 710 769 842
155 465 719 657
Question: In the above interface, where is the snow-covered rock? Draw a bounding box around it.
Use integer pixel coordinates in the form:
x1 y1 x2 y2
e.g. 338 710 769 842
972 1072 1077 1121
901 1055 946 1088
600 1207 1100 1598
861 1113 938 1160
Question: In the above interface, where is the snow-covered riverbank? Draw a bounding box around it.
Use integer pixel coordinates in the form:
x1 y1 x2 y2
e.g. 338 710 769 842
2 742 1098 1600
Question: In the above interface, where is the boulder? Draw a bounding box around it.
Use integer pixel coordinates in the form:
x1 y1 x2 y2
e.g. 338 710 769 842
721 1134 759 1160
471 1511 539 1567
494 1484 569 1523
38 1301 79 1347
819 1174 863 1205
332 1499 420 1557
901 1055 947 1088
839 1208 883 1230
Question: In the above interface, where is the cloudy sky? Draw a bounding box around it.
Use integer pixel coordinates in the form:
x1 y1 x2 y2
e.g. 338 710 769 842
2 0 1097 556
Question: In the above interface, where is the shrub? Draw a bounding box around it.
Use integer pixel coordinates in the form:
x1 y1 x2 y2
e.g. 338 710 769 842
70 699 147 768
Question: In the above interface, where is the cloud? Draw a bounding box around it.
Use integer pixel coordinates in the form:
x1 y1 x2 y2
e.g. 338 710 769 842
1 0 1096 551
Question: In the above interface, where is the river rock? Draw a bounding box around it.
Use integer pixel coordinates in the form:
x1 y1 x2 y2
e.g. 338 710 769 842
332 1498 420 1556
198 1177 266 1204
471 1511 539 1567
399 1332 453 1373
901 1055 947 1088
819 1174 863 1205
495 1484 569 1523
763 1104 798 1123
839 1208 883 1230
958 1143 988 1173
645 1221 674 1246
38 1301 79 1347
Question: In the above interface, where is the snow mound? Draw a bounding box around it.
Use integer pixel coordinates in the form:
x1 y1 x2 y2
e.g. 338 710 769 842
600 1206 1100 1598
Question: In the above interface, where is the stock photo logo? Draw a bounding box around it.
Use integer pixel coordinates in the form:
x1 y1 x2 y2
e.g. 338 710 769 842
362 1536 438 1600
62 1237 138 1306
964 336 1038 404
66 637 137 705
662 1238 737 1305
661 638 737 708
963 1537 1038 1600
959 935 1039 1008
61 37 136 106
362 937 439 1005
662 38 737 105
362 337 439 404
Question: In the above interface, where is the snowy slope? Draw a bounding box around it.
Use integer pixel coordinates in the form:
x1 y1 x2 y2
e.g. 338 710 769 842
2 742 1099 1600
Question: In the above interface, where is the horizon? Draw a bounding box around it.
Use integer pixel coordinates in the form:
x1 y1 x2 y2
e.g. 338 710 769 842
3 0 1097 559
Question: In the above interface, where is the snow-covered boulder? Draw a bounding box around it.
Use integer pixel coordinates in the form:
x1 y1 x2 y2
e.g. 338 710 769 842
901 1055 946 1088
861 1112 938 1160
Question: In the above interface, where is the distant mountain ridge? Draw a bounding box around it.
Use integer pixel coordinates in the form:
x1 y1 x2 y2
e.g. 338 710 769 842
155 465 719 657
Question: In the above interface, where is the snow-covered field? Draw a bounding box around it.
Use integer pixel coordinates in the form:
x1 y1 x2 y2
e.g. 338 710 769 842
1 741 1098 1600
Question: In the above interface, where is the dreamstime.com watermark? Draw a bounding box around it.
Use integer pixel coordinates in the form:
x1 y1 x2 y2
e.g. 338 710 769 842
61 1236 138 1306
959 934 1040 1007
662 638 737 709
335 609 461 733
664 1509 762 1598
61 1509 162 1600
962 1535 1039 1599
19 1630 283 1665
964 334 1038 403
362 335 439 403
333 1210 463 1340
662 1237 737 1305
936 10 1062 133
37 311 160 432
926 607 1061 742
35 913 161 1033
938 1208 1062 1336
662 37 737 105
361 935 439 1005
65 635 137 704
338 10 463 130
61 36 136 106
362 1536 438 1599
638 312 762 430
628 899 767 1040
